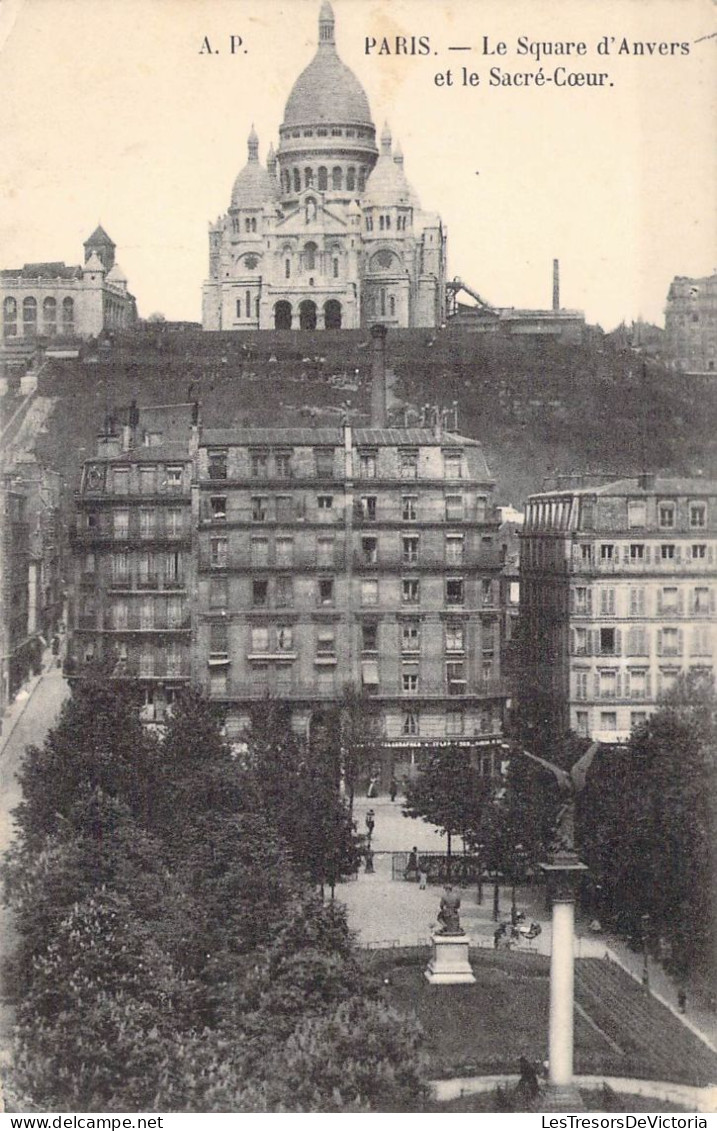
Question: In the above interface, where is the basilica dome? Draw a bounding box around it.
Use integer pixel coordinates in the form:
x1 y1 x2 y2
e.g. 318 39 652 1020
282 3 373 129
230 127 278 210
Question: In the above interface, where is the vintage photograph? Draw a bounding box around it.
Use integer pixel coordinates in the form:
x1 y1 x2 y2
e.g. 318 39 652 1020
0 0 715 1116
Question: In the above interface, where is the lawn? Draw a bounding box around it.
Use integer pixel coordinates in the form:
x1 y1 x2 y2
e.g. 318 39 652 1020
376 951 717 1088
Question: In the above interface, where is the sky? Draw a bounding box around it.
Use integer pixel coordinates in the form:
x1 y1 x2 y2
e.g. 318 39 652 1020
1 0 715 330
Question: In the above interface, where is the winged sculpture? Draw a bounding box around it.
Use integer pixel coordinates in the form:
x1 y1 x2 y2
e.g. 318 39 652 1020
519 742 601 861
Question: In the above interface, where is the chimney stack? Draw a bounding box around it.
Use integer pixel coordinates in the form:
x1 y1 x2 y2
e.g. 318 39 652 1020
370 323 388 428
552 259 560 312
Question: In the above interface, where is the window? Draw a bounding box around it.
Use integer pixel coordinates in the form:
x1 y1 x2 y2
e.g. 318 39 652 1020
659 502 675 528
360 495 376 521
137 552 154 588
445 495 463 521
660 669 679 694
113 600 128 630
210 537 227 567
600 544 615 561
599 712 617 731
113 468 129 495
209 669 227 697
402 619 421 653
626 626 648 655
3 297 17 339
315 449 335 478
139 467 156 495
660 586 679 612
629 587 646 616
445 622 464 652
318 578 334 606
275 624 294 651
692 544 707 560
400 450 418 479
446 578 464 606
443 452 462 479
250 627 269 653
599 627 617 655
598 670 617 699
661 627 680 656
316 536 333 567
599 588 615 615
113 509 129 539
361 579 378 606
208 621 229 658
402 667 419 694
250 451 268 478
631 712 648 730
251 496 268 522
164 550 182 587
445 535 463 565
402 536 419 565
252 579 268 607
275 451 292 478
402 495 417 522
110 552 127 584
691 625 712 656
628 499 647 528
402 710 419 736
276 537 294 567
166 509 183 539
275 576 293 608
446 709 464 736
359 450 377 478
208 450 227 480
317 495 334 512
630 543 645 561
140 509 155 539
209 577 227 608
690 503 706 528
446 661 466 695
276 496 293 523
250 537 269 567
574 627 589 655
210 495 227 521
402 578 419 604
362 623 378 652
576 711 589 737
629 670 647 699
361 536 378 564
575 671 589 700
581 544 593 564
317 628 336 656
661 544 675 561
139 650 154 679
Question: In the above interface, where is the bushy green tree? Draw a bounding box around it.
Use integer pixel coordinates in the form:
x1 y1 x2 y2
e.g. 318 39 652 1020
403 746 490 877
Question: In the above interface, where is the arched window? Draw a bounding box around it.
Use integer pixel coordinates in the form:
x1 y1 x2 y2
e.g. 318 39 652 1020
346 167 356 191
332 167 342 190
245 290 251 318
304 167 314 189
251 217 257 232
274 301 292 330
299 300 317 330
285 258 291 279
62 296 74 333
385 214 391 229
324 299 342 329
318 167 328 191
245 218 251 232
284 170 291 192
3 297 17 339
358 167 367 191
43 296 57 336
305 197 317 224
379 216 385 231
380 288 386 317
23 297 37 338
304 242 317 271
389 295 396 317
333 257 339 278
293 168 301 192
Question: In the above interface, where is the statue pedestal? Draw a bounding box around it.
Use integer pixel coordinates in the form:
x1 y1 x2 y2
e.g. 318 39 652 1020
425 933 475 984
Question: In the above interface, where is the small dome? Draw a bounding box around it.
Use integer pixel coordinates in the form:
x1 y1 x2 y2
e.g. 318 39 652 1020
106 263 127 284
83 251 105 273
230 128 278 210
283 5 373 128
363 126 417 208
392 141 421 209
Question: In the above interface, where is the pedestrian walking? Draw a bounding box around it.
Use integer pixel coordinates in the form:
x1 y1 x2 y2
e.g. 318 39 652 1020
365 808 375 841
418 858 428 890
389 776 398 802
404 846 418 881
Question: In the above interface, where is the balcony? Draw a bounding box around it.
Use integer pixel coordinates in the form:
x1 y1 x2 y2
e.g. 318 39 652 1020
206 676 505 702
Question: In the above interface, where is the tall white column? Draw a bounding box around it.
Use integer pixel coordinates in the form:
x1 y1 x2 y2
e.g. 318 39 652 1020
549 897 575 1086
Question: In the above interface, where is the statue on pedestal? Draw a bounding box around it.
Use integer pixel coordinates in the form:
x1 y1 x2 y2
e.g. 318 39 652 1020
436 884 463 935
520 742 601 861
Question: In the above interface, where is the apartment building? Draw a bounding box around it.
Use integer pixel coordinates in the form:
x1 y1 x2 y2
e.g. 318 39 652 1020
68 403 197 722
194 417 507 779
520 474 716 742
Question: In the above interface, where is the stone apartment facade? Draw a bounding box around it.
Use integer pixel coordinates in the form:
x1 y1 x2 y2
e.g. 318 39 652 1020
520 474 716 742
68 403 197 722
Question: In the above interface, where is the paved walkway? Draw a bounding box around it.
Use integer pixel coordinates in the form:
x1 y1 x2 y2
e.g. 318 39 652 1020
342 794 717 1053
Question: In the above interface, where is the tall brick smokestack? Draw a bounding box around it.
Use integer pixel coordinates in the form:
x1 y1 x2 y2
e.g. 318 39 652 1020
553 259 560 312
370 323 388 428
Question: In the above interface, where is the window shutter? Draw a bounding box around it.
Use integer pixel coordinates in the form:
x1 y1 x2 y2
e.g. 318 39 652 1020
594 672 601 697
586 631 592 656
615 628 622 655
675 544 682 563
645 545 651 564
710 589 716 615
615 671 622 697
571 629 576 656
677 629 683 654
677 590 684 615
626 627 634 656
708 546 714 565
594 629 601 655
656 630 662 655
645 672 651 698
586 588 593 615
624 670 630 697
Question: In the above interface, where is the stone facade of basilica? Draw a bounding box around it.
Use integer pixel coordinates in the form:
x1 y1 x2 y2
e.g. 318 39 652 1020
202 2 446 332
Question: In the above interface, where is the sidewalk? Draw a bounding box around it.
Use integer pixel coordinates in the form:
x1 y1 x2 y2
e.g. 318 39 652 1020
0 663 49 759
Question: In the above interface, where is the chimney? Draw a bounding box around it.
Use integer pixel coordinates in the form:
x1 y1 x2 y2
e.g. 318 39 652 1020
637 472 656 492
370 323 388 428
552 259 560 312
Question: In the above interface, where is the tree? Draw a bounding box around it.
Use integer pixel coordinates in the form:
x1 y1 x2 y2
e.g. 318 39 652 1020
336 685 383 813
580 673 717 979
402 747 490 878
